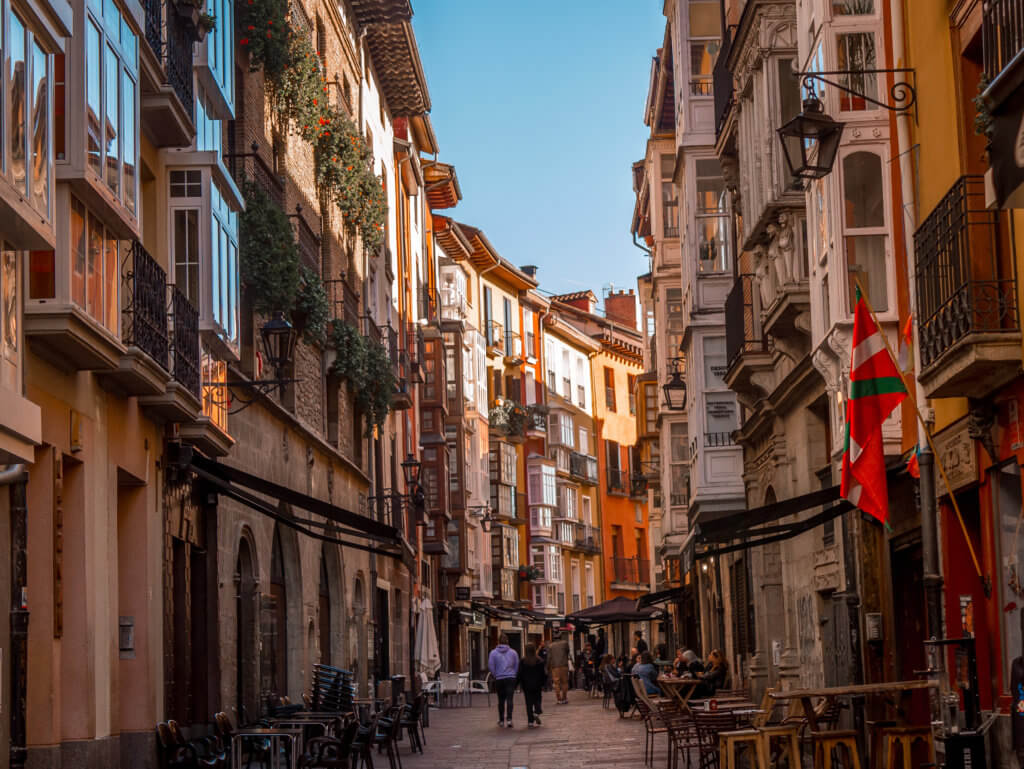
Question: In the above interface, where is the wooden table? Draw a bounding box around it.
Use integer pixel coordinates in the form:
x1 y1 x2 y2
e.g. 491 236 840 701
657 676 701 712
767 680 937 730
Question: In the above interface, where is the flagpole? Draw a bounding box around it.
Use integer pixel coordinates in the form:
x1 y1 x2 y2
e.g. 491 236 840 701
852 278 984 582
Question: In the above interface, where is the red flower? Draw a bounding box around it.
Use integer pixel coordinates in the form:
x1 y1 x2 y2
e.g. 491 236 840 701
241 37 249 44
266 31 272 37
247 24 254 30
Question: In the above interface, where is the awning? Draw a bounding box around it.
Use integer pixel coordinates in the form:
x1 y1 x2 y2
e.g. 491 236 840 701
566 595 663 626
636 586 686 610
188 451 406 562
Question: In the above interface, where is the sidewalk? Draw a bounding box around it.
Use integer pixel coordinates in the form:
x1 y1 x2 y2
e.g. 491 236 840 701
401 688 667 769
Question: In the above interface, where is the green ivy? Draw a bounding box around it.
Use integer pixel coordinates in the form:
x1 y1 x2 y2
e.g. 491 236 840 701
973 73 994 142
239 0 291 77
329 319 396 435
295 266 330 346
239 181 301 317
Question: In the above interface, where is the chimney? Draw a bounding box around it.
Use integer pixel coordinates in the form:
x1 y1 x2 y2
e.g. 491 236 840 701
605 289 637 330
520 265 538 279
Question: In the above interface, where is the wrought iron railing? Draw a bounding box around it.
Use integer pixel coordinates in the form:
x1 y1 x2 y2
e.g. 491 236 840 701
915 175 1019 370
142 0 195 120
725 273 767 369
360 314 381 345
171 286 200 398
984 0 1024 81
569 452 598 484
122 241 169 370
225 144 286 211
325 278 360 327
291 207 322 270
612 556 650 585
420 285 438 323
486 319 503 352
574 524 601 553
705 431 735 447
606 468 627 495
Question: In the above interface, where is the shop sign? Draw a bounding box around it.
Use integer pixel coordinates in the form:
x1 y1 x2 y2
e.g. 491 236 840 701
454 586 471 601
933 418 977 497
528 623 544 634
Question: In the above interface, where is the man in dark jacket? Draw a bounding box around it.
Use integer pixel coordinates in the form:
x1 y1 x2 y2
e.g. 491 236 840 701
518 644 547 727
634 629 649 655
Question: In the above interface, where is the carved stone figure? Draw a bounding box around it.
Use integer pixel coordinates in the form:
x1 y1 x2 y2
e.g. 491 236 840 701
776 211 798 284
754 245 774 311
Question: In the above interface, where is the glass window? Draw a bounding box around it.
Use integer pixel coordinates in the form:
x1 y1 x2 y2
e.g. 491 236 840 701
842 152 887 311
689 0 719 36
173 208 200 302
695 159 729 272
704 336 727 387
10 14 26 194
68 196 117 332
85 21 102 172
836 33 877 111
833 0 873 13
122 71 135 212
30 41 48 214
706 392 738 435
71 198 86 307
104 44 119 195
170 170 202 197
689 40 718 95
661 153 678 237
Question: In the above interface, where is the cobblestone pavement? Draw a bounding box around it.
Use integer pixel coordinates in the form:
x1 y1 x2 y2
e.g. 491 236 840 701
400 688 668 769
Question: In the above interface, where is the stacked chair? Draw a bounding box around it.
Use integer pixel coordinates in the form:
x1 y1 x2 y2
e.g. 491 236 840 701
311 664 358 714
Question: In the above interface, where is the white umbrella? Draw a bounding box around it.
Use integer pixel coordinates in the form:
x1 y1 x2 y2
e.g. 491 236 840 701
414 597 441 677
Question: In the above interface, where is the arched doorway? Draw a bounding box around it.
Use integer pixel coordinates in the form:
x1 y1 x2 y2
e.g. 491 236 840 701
235 536 259 721
319 553 331 666
267 527 288 698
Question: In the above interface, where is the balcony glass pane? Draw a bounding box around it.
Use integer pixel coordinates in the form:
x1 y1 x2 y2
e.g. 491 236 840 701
29 250 54 299
833 0 873 13
104 44 120 195
104 232 117 332
10 14 26 194
174 208 200 303
843 152 884 228
71 198 86 307
31 42 48 215
689 0 719 36
696 215 729 272
88 212 103 322
846 235 887 311
695 159 725 213
122 71 136 213
86 20 102 175
836 32 877 111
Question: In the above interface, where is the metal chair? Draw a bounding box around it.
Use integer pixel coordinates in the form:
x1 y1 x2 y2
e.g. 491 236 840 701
468 672 492 706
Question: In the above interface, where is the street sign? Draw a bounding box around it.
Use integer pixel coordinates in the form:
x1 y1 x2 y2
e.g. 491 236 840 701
454 586 471 601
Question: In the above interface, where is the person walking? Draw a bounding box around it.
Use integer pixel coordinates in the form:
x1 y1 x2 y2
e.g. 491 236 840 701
518 643 547 728
488 634 519 728
634 629 649 655
547 631 571 704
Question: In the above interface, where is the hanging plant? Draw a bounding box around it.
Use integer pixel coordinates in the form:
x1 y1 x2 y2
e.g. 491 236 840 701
973 72 994 145
198 12 216 32
239 0 291 77
239 181 301 317
294 266 329 346
328 319 396 435
517 564 542 582
271 34 325 136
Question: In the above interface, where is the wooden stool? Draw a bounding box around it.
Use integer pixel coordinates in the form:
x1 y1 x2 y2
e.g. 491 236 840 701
720 729 766 769
867 720 898 769
758 724 801 769
883 726 935 769
812 730 863 769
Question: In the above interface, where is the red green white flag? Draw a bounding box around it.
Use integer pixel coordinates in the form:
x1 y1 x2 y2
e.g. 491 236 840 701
840 290 908 525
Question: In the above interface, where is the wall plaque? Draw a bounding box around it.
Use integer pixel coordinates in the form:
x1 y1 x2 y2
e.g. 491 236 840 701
933 418 977 497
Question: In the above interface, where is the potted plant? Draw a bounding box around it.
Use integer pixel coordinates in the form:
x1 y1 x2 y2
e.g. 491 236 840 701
517 564 541 582
196 12 216 40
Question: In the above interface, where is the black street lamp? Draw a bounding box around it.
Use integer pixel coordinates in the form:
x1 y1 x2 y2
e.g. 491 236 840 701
663 364 687 411
777 94 844 182
260 311 299 381
401 453 421 487
469 504 494 533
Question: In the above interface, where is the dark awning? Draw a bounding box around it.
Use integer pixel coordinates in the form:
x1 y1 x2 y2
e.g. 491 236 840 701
188 451 406 562
698 483 843 544
636 586 686 610
566 595 663 626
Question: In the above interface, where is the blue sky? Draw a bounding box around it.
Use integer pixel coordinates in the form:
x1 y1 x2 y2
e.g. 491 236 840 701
413 1 665 303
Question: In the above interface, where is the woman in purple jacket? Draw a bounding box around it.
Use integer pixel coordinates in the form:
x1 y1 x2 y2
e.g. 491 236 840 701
488 634 520 728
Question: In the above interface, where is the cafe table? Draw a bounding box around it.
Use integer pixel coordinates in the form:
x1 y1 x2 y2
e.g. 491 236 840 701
767 680 938 731
657 676 701 712
231 727 303 769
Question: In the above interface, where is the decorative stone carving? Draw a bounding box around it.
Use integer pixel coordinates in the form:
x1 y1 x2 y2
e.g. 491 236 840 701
755 245 774 311
776 212 798 285
967 398 998 463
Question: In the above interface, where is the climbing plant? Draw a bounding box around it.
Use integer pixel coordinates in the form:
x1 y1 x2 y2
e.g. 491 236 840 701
238 0 291 78
238 181 301 317
294 266 329 346
328 319 396 434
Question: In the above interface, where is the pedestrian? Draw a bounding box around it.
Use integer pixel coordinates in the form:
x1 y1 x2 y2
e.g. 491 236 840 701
594 627 607 658
702 649 729 694
488 633 519 728
537 639 549 703
518 643 547 728
634 629 649 655
547 631 571 704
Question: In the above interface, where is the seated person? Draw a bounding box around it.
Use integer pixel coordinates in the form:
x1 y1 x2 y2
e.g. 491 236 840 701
633 652 661 696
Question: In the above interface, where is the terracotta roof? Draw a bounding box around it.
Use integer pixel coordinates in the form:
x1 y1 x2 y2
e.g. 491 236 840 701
365 20 431 116
348 0 411 25
551 290 597 304
433 216 472 260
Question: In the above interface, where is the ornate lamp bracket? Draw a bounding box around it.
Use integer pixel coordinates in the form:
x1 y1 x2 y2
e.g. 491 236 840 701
797 68 918 122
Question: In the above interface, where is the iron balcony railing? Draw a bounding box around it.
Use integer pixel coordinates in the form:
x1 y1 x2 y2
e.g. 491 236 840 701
324 278 360 328
122 241 169 370
171 286 200 398
612 556 650 585
486 319 503 352
606 468 628 495
420 285 438 324
292 208 322 270
225 143 286 211
705 431 735 447
569 452 598 484
983 0 1024 81
143 0 194 120
574 524 601 554
915 175 1019 370
725 273 767 369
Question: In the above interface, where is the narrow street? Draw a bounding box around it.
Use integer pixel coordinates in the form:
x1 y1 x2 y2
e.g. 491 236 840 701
402 690 663 769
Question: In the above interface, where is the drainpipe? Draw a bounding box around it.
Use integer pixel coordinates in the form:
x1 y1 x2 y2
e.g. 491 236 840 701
632 231 652 258
890 0 941 640
1 465 28 769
